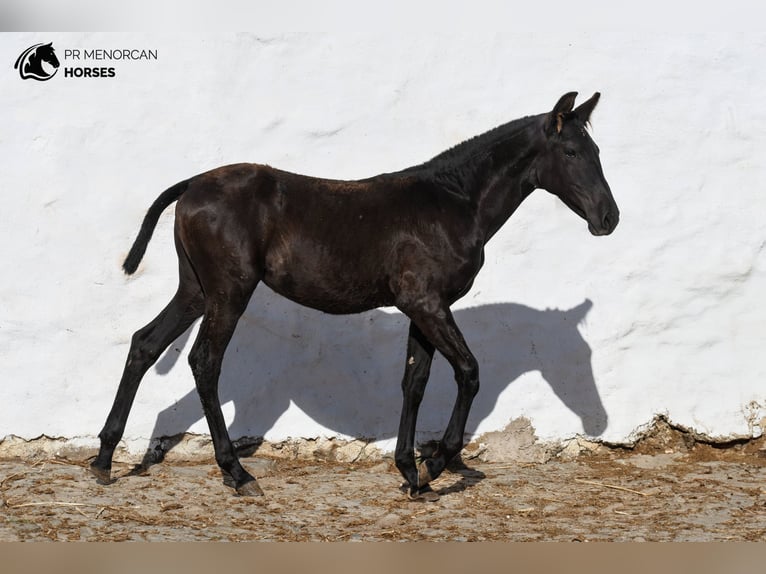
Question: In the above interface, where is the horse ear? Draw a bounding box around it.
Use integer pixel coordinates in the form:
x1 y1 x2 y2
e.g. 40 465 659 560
546 92 578 135
567 298 593 326
574 92 601 124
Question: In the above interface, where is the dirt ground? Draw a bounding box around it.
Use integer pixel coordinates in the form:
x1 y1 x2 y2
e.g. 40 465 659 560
2 429 765 542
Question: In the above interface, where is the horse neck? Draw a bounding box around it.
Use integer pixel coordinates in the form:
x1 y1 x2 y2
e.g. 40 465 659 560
456 117 543 242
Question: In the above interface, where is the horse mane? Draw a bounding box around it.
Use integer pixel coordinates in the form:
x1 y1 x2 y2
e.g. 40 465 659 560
394 114 540 197
27 51 43 71
430 115 537 164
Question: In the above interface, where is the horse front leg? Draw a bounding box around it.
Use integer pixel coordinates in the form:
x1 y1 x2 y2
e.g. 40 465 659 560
404 304 480 498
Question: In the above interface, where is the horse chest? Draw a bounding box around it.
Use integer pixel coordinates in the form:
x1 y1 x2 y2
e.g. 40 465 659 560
444 247 485 302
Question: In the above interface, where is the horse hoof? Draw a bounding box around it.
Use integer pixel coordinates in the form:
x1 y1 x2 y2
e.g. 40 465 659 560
236 479 264 497
90 464 114 485
407 485 440 503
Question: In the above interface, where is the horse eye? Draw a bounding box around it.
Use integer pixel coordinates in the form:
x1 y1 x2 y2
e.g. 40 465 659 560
564 149 577 158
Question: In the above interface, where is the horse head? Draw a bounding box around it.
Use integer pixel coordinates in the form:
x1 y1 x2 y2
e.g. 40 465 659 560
535 92 620 236
34 43 60 69
15 42 60 80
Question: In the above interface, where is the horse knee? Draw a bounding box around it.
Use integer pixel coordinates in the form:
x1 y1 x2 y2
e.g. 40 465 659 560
188 341 223 404
187 345 202 375
188 352 213 388
187 333 212 373
187 352 211 393
458 360 480 398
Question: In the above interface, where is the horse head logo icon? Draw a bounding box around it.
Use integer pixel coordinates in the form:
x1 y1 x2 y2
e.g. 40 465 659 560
14 42 60 81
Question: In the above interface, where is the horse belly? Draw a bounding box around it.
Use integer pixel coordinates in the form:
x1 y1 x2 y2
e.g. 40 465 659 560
262 242 394 314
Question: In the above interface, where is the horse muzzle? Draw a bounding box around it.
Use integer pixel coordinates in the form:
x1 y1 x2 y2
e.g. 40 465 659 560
588 206 620 236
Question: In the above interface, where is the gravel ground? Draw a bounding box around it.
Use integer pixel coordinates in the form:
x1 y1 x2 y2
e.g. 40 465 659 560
1 439 765 541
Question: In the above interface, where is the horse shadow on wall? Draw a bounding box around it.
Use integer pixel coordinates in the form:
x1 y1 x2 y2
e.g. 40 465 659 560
137 288 607 465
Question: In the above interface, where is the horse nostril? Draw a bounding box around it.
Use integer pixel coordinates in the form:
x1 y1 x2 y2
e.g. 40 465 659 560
602 210 619 231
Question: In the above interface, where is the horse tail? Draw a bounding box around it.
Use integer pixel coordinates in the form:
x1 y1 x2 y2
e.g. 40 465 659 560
123 179 190 275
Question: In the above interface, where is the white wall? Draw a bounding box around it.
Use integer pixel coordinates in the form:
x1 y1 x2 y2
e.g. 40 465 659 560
1 32 764 454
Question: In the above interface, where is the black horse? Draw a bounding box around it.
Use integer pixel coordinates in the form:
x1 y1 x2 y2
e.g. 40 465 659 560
91 92 619 500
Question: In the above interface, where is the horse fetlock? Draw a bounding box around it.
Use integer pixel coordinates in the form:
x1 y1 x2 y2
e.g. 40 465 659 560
221 469 237 489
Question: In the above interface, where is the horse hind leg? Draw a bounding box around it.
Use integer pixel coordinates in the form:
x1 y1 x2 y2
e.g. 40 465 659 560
90 271 204 484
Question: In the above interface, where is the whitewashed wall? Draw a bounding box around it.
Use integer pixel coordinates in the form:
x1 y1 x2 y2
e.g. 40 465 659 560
1 32 764 454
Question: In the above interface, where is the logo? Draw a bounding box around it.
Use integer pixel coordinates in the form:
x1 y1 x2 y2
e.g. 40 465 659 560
13 42 158 82
14 42 60 81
